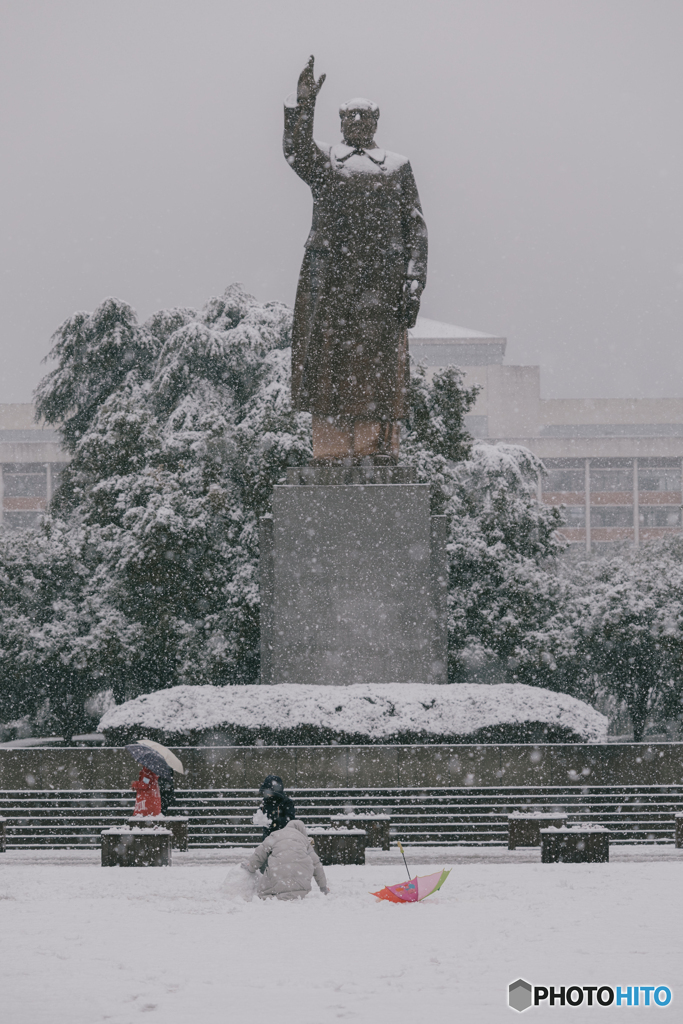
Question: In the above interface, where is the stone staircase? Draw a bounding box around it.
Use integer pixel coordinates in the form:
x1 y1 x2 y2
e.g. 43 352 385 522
2 785 683 849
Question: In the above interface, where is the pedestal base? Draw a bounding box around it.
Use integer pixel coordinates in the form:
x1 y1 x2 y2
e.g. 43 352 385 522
260 469 447 686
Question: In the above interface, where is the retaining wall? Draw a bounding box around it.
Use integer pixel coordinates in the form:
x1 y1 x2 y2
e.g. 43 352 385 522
2 743 683 790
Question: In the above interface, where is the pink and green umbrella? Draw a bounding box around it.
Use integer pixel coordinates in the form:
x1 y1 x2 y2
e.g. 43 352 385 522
372 868 450 903
371 841 451 903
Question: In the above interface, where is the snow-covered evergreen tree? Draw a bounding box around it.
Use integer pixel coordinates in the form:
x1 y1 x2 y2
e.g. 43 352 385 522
1 282 575 732
514 539 683 740
401 378 567 683
27 286 308 710
0 520 139 741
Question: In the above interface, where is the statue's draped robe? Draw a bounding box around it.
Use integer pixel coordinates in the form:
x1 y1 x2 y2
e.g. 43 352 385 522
283 98 428 421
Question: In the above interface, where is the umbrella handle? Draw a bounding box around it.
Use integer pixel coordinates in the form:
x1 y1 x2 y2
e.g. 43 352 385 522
397 840 411 880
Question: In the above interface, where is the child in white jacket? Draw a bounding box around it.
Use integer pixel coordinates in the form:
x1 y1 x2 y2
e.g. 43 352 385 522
241 819 329 901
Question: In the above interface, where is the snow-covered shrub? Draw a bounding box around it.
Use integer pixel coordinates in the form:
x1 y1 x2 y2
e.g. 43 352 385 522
99 682 607 746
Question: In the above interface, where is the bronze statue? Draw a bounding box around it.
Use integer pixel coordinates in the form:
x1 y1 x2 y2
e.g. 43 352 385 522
284 57 428 463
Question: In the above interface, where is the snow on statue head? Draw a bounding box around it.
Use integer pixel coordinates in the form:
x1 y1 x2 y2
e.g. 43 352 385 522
339 97 380 117
339 97 380 148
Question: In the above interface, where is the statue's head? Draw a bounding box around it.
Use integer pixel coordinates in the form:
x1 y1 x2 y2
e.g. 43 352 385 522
339 97 379 148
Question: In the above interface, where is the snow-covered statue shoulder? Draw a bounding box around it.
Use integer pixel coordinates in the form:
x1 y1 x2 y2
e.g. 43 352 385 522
283 57 428 463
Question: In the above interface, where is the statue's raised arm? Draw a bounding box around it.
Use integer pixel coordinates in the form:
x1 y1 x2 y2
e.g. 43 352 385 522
283 57 326 185
297 55 326 106
283 60 428 464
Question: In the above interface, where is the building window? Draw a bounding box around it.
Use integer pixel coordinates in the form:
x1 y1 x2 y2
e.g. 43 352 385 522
590 464 633 493
1 463 55 530
562 506 586 527
639 507 682 528
542 460 585 503
2 511 43 530
590 506 634 528
638 460 681 494
3 463 48 498
544 467 584 492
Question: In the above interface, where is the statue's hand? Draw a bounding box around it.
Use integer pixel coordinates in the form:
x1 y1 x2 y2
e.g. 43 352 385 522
404 279 424 301
400 279 424 329
297 55 326 105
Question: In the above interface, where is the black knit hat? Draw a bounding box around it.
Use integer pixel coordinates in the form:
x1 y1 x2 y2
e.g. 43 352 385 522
259 775 285 796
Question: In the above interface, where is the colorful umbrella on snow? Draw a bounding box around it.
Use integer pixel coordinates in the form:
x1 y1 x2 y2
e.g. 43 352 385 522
372 841 450 902
372 868 450 903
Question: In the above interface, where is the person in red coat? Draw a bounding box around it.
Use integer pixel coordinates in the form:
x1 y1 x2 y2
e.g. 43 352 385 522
131 768 161 817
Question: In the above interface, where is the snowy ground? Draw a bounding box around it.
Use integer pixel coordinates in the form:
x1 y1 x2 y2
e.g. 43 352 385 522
2 848 682 1023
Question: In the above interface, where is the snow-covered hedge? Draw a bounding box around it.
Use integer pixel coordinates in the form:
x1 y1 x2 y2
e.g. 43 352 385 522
99 683 607 746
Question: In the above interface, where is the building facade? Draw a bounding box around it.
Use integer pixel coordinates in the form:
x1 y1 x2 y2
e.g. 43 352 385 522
0 405 67 530
410 317 683 551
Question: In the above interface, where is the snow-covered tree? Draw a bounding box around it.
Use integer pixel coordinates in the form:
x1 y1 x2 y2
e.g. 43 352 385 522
30 285 308 702
34 298 160 455
398 375 567 682
430 443 566 683
0 521 139 741
515 540 683 740
1 283 574 732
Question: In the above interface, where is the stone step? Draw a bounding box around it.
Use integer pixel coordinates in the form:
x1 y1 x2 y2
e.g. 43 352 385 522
3 785 683 849
4 807 683 824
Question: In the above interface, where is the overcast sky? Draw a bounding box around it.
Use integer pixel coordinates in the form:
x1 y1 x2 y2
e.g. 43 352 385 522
1 0 682 403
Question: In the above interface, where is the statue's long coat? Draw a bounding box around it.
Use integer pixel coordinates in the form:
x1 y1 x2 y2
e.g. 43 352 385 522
283 98 428 421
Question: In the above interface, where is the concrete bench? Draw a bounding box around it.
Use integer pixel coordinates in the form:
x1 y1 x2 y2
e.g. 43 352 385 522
541 826 609 864
101 826 172 867
675 812 683 848
128 816 188 851
508 813 568 849
309 827 367 865
329 814 391 850
0 816 6 853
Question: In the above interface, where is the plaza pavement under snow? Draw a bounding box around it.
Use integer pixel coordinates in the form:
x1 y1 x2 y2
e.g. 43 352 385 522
1 846 682 1023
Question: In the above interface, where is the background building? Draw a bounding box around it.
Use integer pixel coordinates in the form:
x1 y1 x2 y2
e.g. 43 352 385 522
410 317 683 551
0 405 66 530
2 320 682 551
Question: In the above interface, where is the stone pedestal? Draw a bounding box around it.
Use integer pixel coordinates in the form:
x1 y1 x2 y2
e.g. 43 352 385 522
310 827 367 865
101 827 172 867
541 827 609 864
128 816 188 851
330 814 391 850
260 466 447 685
508 813 567 850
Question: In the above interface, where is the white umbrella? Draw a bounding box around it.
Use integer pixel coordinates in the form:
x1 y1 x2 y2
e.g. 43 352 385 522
137 738 185 775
